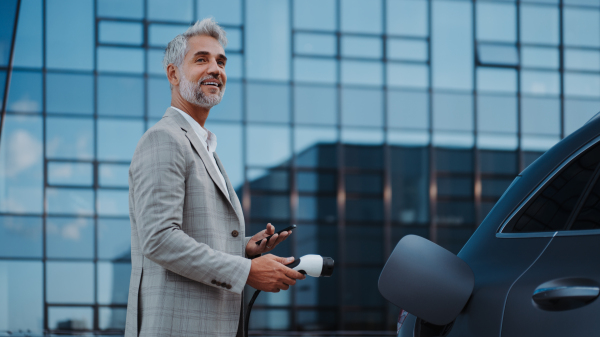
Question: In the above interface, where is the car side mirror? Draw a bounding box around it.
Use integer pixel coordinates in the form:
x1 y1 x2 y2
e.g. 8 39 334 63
378 235 474 326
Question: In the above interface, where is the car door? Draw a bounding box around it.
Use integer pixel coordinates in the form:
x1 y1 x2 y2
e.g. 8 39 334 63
500 138 600 337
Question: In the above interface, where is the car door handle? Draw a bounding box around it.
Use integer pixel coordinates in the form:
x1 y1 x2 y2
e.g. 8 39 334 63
532 283 600 311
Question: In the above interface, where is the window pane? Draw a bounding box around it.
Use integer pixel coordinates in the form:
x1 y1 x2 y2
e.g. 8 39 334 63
480 150 518 175
98 190 129 216
564 99 600 135
482 177 515 199
433 92 473 132
520 5 559 45
248 309 290 330
98 75 144 116
391 146 429 224
387 63 429 89
148 77 173 118
563 8 600 48
98 262 131 304
294 85 337 125
99 21 143 45
0 216 42 258
297 196 338 222
342 36 382 59
387 39 428 61
346 198 383 221
99 307 127 330
13 0 43 68
387 0 428 37
296 310 337 331
294 0 337 31
477 67 517 94
342 87 383 127
476 2 516 43
346 173 382 194
477 44 518 66
343 267 385 306
250 195 290 220
571 169 600 230
0 0 18 67
147 0 193 22
48 306 93 330
477 95 517 133
97 0 143 19
46 117 94 160
247 82 290 123
0 261 43 334
297 172 337 193
48 162 93 186
46 217 94 258
97 47 144 74
345 225 383 263
565 49 600 71
0 71 5 103
47 262 95 303
225 27 242 52
341 0 382 34
388 90 429 129
98 219 131 260
521 47 559 69
147 49 164 75
437 201 474 225
521 71 560 96
521 97 560 135
342 128 385 145
565 73 600 98
294 127 338 168
46 0 94 71
149 23 188 48
198 0 242 25
295 33 336 56
503 143 600 233
345 144 383 169
7 70 42 113
438 176 473 198
249 169 289 192
98 119 145 161
47 72 94 114
99 163 129 188
341 60 383 86
47 188 94 216
294 58 337 84
0 115 43 214
247 125 291 167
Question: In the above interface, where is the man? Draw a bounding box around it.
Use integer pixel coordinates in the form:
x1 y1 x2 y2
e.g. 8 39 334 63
125 18 305 337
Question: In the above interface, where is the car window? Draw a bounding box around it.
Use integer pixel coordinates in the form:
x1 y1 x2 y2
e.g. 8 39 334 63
568 172 600 231
502 142 600 233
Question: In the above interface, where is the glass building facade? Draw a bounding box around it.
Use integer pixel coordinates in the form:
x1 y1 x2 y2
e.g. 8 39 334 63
1 0 600 334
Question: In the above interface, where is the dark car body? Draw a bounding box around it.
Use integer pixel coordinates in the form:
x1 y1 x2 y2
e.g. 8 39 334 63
395 112 600 337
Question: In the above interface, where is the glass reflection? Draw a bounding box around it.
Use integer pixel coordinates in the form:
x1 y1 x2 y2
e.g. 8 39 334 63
198 0 242 25
294 0 337 31
99 307 127 330
341 0 382 34
47 72 94 114
46 117 94 160
48 306 94 330
98 75 144 116
97 119 145 161
46 217 94 258
13 0 43 69
0 216 42 258
98 219 131 260
294 85 337 125
46 188 94 216
97 189 129 216
99 163 129 188
7 71 42 113
342 87 383 127
98 262 132 304
47 262 94 304
48 162 93 186
147 0 193 22
0 261 43 334
247 82 290 123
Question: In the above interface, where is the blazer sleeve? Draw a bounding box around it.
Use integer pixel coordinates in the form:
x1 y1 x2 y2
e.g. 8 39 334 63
130 128 251 294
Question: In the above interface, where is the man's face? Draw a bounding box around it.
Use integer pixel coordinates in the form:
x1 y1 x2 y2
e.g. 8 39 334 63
179 35 227 108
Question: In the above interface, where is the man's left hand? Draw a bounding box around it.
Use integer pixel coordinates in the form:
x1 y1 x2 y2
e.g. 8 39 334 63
246 223 291 257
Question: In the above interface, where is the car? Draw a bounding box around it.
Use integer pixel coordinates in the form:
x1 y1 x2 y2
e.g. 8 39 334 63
379 111 600 337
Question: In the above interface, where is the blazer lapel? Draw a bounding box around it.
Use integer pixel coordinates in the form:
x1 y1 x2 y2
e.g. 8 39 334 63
214 152 245 224
164 108 232 207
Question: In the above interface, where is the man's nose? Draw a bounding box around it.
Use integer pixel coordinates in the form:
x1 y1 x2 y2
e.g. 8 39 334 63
207 59 220 76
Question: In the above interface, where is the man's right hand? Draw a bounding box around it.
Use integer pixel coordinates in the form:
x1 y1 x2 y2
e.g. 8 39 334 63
246 254 306 292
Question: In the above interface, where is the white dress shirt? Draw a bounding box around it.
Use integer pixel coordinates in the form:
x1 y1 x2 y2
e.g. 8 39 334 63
171 106 230 199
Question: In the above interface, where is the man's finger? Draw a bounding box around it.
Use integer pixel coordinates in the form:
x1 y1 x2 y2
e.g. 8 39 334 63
266 223 275 235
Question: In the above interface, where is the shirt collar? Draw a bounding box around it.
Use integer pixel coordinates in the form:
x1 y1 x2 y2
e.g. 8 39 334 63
171 106 218 153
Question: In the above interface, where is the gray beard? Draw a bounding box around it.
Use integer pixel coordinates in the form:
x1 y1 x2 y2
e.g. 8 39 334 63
179 73 226 109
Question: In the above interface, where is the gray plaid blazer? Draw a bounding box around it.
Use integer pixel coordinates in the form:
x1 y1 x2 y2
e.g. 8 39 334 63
125 108 252 337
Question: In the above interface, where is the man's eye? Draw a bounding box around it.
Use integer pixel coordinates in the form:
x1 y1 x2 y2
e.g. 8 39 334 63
196 58 205 62
218 61 226 66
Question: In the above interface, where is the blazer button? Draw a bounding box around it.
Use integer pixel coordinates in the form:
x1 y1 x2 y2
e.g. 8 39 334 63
231 230 239 237
226 284 232 289
211 280 217 284
216 282 222 286
221 283 227 288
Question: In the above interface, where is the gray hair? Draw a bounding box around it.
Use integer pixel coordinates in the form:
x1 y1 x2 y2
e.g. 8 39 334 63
162 18 228 74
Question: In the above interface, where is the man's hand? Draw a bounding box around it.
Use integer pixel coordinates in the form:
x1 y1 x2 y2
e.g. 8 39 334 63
246 254 305 292
246 223 291 257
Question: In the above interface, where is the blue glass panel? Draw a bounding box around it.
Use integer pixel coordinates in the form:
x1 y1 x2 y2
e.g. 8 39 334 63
387 90 429 129
564 0 599 5
225 52 242 79
433 92 473 132
0 0 18 67
7 70 42 112
149 24 188 48
98 262 131 304
47 262 94 303
521 47 559 69
345 225 383 263
0 71 5 103
46 117 94 160
248 309 290 330
565 73 600 98
249 195 290 220
294 127 338 168
387 0 428 37
46 217 94 258
148 0 193 22
295 33 337 56
476 2 516 43
98 47 144 74
341 128 384 144
294 85 337 125
341 36 382 59
46 188 94 215
209 80 242 121
248 169 288 192
565 49 600 71
98 119 145 161
387 38 428 61
98 219 131 260
97 0 144 19
298 196 337 222
198 0 242 25
0 216 42 258
247 82 290 123
477 44 518 66
521 97 560 135
147 49 165 75
46 0 94 71
294 58 337 84
296 172 336 193
521 70 560 96
341 60 383 86
99 307 127 330
477 94 517 133
47 72 94 114
48 306 94 330
99 163 129 188
346 198 383 221
148 77 172 117
341 0 382 34
520 5 559 45
477 67 517 93
247 125 291 167
204 123 243 188
432 0 473 90
387 63 429 89
563 8 600 48
225 27 242 52
98 189 129 216
13 0 43 68
48 162 93 186
0 261 43 334
342 87 383 127
98 75 144 116
99 21 143 46
564 99 600 135
388 129 429 146
0 115 43 214
294 0 337 31
246 0 290 81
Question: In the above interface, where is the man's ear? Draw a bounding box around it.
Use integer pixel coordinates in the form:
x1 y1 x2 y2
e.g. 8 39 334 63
166 64 180 87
